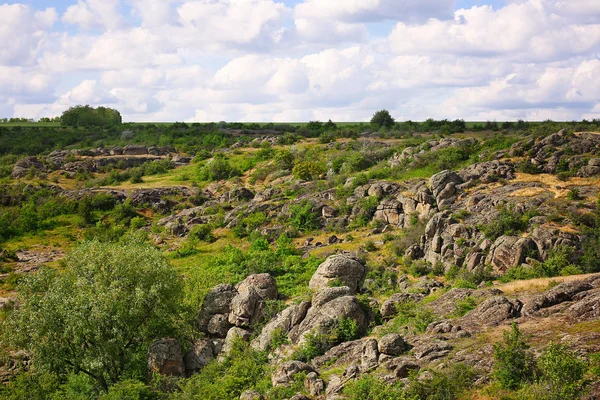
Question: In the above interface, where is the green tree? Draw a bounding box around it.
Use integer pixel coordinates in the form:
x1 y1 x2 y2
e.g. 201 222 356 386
370 110 395 129
493 323 535 390
2 240 183 392
61 105 122 127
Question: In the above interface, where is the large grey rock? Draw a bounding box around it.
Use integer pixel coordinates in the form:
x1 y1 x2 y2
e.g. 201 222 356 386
271 361 315 387
239 390 264 400
378 334 406 356
312 286 353 308
251 301 311 351
522 280 593 316
183 339 214 376
305 372 325 396
236 273 278 301
430 170 463 198
289 296 366 345
147 338 185 377
221 327 251 357
309 255 366 293
361 338 379 372
197 284 237 335
485 236 537 274
229 274 278 328
463 296 521 326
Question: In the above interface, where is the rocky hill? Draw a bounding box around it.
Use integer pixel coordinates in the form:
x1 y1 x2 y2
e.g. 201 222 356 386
0 123 600 399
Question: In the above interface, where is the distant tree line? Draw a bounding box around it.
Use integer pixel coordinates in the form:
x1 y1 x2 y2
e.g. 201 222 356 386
61 105 122 127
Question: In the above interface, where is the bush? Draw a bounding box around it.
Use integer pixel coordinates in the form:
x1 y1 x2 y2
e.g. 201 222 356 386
344 374 405 400
406 363 476 400
536 343 587 400
493 323 535 390
453 296 477 317
292 161 326 180
289 201 321 232
189 224 216 243
481 204 531 240
198 154 241 181
100 380 159 400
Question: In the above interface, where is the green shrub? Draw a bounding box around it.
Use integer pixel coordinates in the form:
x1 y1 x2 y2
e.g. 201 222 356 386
405 363 476 400
292 161 326 181
189 224 216 243
481 204 531 240
536 343 587 400
453 296 477 317
198 155 241 181
100 380 158 400
567 189 581 201
289 201 320 232
517 160 540 174
344 374 405 400
493 323 535 390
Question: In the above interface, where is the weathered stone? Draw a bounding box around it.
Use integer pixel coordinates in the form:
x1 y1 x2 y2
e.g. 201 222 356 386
361 338 379 371
290 296 367 344
271 361 315 387
221 327 251 357
236 273 278 301
430 170 463 198
381 293 420 319
378 334 406 356
308 255 366 293
486 236 537 274
183 339 214 376
522 280 593 316
463 296 521 326
312 286 354 308
305 372 325 396
412 341 452 361
148 338 185 377
239 390 264 400
251 301 311 352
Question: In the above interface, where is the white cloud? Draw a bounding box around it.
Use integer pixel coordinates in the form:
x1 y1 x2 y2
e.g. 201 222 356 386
62 0 124 30
295 0 454 23
0 4 57 66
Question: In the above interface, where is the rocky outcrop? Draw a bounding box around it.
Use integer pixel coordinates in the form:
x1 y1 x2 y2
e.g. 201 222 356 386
251 301 311 352
147 338 185 377
197 284 237 337
462 296 522 326
271 361 315 387
183 339 215 376
229 274 278 328
522 281 593 316
308 255 366 293
11 157 48 178
289 296 367 345
378 334 406 356
485 236 537 274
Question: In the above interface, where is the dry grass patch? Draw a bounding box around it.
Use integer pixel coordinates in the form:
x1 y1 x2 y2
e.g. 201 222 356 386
496 273 593 295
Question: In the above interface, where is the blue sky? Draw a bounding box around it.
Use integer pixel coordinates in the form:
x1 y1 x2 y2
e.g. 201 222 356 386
1 0 600 122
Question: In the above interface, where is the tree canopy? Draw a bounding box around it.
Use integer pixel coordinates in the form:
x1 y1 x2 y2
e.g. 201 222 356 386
2 239 183 391
370 109 395 129
61 105 122 127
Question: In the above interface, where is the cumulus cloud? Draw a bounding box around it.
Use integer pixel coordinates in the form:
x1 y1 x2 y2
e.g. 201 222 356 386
3 0 600 122
0 4 57 66
63 0 124 30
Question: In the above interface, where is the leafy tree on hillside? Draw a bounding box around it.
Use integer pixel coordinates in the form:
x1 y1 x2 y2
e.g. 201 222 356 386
370 109 395 129
2 240 183 391
61 105 122 127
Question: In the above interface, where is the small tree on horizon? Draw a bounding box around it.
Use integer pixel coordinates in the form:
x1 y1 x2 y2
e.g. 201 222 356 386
370 109 395 129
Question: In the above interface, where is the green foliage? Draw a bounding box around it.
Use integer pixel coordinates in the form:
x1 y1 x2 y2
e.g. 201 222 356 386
567 189 581 201
232 212 267 238
370 110 395 129
481 204 533 240
100 379 159 400
189 224 216 243
405 363 476 400
344 374 406 400
273 149 295 170
453 296 477 317
198 154 241 181
61 105 122 127
2 240 183 391
517 160 541 174
493 323 535 390
289 201 321 232
381 299 435 334
535 343 587 400
293 317 360 362
292 161 326 180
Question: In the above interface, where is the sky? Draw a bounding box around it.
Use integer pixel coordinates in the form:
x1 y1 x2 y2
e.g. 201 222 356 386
1 0 600 122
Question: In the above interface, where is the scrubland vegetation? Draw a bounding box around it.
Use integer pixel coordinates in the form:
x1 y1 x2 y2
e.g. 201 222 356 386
0 108 599 399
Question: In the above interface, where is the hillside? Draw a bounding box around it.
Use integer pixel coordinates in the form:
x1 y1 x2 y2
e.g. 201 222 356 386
0 121 599 399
